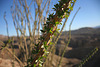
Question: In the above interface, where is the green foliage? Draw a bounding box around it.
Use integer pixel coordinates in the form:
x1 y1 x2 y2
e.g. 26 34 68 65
54 32 57 36
49 27 53 34
33 64 36 67
73 0 76 2
65 14 69 18
49 30 53 34
43 41 47 45
69 6 73 10
55 21 59 24
50 41 54 45
40 30 46 33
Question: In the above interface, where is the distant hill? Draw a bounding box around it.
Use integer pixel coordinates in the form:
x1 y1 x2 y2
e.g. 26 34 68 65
62 27 100 35
0 35 8 41
94 25 100 28
58 27 100 48
56 27 100 67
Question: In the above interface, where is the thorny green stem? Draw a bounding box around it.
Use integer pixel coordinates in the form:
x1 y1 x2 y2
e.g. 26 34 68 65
29 0 75 66
77 47 98 67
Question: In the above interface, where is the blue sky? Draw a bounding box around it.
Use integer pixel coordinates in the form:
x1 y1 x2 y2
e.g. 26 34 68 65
0 0 100 36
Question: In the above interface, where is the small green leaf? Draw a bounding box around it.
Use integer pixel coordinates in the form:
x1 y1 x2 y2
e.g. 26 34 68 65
58 1 60 2
44 41 47 45
55 21 59 24
50 42 54 45
73 0 76 2
49 30 53 34
44 50 49 54
43 55 47 58
32 50 37 54
39 56 43 60
50 27 53 30
54 32 57 36
54 3 59 8
56 29 59 33
60 15 63 18
52 8 55 9
57 29 60 30
40 30 45 33
34 64 36 67
60 23 62 25
52 8 56 11
65 14 69 18
69 6 73 10
43 42 48 49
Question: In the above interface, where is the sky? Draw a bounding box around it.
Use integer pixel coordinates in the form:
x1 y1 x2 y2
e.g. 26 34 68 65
0 0 100 36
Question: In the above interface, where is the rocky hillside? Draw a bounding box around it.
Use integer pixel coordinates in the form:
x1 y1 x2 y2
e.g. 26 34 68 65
56 27 100 67
0 27 100 67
